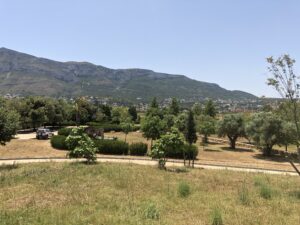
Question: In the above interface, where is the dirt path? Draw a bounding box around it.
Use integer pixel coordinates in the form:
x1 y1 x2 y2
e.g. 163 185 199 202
0 156 298 176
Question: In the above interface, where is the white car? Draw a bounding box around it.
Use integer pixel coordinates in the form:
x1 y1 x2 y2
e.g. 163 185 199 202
36 128 54 140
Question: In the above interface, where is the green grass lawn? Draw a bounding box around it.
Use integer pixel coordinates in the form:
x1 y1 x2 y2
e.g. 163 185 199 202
0 162 299 225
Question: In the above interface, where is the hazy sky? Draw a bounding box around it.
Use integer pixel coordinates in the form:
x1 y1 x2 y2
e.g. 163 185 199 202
1 0 300 97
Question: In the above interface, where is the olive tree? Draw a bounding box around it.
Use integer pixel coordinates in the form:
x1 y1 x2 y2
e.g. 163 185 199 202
217 114 245 149
246 112 284 156
197 115 216 143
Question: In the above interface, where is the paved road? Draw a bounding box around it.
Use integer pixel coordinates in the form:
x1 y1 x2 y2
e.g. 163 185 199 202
0 156 298 176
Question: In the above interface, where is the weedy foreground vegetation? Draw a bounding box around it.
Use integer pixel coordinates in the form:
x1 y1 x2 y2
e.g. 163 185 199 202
0 162 299 225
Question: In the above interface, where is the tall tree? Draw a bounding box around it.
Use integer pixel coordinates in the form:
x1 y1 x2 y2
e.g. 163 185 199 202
192 103 202 116
128 105 138 122
141 115 165 147
267 55 300 158
204 100 217 118
0 108 20 145
184 110 197 166
169 98 180 115
150 97 159 108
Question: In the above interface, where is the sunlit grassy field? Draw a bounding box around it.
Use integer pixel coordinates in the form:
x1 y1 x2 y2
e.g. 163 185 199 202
0 162 299 225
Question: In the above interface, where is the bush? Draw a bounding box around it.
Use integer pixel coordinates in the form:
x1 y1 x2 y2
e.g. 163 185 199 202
65 128 85 150
68 133 97 163
211 208 223 225
165 144 198 160
129 142 148 156
50 135 67 150
58 127 73 136
87 122 139 132
141 201 160 220
238 184 250 205
260 184 272 199
94 139 129 155
178 181 191 198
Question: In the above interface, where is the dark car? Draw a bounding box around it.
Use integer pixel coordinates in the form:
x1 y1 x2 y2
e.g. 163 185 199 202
36 128 54 140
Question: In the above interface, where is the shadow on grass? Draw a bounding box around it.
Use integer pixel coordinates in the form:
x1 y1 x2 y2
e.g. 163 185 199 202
0 164 19 171
289 191 300 200
167 167 190 173
69 161 99 166
221 147 254 153
203 148 222 153
252 153 296 163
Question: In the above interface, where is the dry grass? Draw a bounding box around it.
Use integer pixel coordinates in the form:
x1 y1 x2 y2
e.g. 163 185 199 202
0 139 67 159
0 162 299 225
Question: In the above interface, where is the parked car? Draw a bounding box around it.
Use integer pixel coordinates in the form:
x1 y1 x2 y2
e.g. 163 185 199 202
36 128 54 140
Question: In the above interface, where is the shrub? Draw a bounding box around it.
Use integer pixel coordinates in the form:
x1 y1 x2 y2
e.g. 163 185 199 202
141 201 160 220
68 133 97 163
50 135 67 150
260 184 272 199
238 183 250 205
129 142 148 156
211 208 223 225
65 127 85 150
178 181 191 198
94 139 129 155
57 127 73 136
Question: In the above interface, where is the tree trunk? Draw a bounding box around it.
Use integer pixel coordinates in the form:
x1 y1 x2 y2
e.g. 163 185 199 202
228 136 236 149
263 146 272 156
202 135 208 144
125 134 127 143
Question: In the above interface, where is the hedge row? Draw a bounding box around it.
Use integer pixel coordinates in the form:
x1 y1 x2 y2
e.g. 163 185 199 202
50 135 68 150
87 122 140 132
94 139 129 155
129 142 148 156
165 145 198 160
57 127 73 136
51 134 196 159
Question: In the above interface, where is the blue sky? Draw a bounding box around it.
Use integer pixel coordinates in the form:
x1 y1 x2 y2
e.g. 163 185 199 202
1 0 300 97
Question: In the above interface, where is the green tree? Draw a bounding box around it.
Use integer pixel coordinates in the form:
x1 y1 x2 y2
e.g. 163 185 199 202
120 120 134 143
150 97 159 108
141 115 165 147
128 105 138 122
267 55 300 157
73 97 93 125
169 98 180 115
280 122 297 152
246 112 284 156
204 100 217 118
66 127 96 163
0 108 20 145
197 115 216 143
192 103 202 116
150 128 184 169
218 114 245 149
175 112 188 132
184 110 197 167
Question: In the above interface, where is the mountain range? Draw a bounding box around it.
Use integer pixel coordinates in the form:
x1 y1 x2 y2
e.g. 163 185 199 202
0 48 256 102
